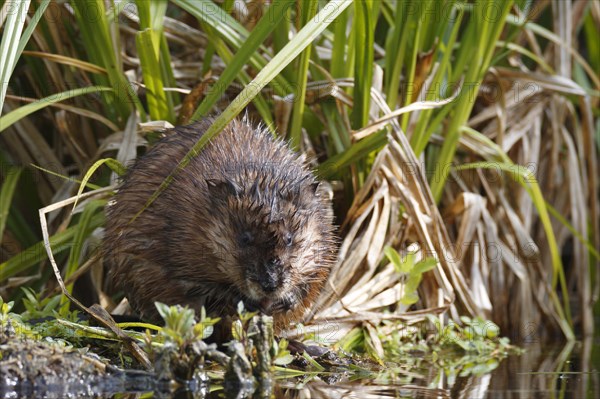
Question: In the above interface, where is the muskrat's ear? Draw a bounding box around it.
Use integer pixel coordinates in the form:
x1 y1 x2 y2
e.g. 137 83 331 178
310 181 320 193
290 181 320 201
206 179 240 198
313 181 333 200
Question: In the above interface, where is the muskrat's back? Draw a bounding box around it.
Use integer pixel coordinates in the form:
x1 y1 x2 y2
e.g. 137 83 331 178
104 118 337 332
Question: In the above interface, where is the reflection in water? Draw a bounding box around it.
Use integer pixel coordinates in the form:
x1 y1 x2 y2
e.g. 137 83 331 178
1 339 598 398
245 339 598 399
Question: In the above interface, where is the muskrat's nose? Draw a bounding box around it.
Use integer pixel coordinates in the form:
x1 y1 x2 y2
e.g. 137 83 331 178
266 257 282 269
259 276 279 292
258 262 281 292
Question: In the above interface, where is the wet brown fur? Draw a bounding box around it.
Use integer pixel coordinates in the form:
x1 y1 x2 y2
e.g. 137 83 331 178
104 118 337 334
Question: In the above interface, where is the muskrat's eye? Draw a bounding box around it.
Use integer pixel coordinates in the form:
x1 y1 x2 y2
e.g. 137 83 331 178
284 232 293 247
239 231 254 245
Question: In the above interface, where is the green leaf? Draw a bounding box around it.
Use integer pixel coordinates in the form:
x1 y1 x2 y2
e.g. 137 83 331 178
138 0 352 220
71 158 123 215
400 291 420 306
430 0 514 201
404 273 422 294
336 326 364 353
289 0 318 148
154 302 170 321
173 0 288 94
136 29 173 121
385 246 416 274
352 0 375 130
302 351 326 371
173 0 250 47
384 246 402 270
0 0 31 111
192 0 295 121
64 199 107 296
29 164 103 191
273 353 295 366
0 166 22 240
410 3 464 156
136 0 178 116
412 257 437 275
15 0 51 63
70 1 140 124
43 295 62 314
316 130 387 179
0 86 114 133
454 160 572 339
0 212 105 282
21 287 38 309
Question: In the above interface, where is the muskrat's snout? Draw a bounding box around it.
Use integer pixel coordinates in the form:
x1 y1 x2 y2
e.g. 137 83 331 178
259 257 283 292
245 256 289 303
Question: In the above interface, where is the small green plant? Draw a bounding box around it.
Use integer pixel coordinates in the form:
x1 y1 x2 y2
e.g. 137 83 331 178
384 246 437 306
426 314 511 355
155 302 220 347
0 296 18 334
145 303 223 381
230 301 293 366
0 294 81 351
374 313 518 387
231 301 258 343
272 338 294 367
21 288 70 320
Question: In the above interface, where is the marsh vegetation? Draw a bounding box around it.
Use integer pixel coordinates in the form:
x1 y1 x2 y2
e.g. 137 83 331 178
0 0 598 397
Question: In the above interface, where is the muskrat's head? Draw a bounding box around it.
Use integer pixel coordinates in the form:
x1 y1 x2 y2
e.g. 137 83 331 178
204 173 333 316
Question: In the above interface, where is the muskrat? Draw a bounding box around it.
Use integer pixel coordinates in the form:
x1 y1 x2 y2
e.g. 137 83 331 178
103 117 337 334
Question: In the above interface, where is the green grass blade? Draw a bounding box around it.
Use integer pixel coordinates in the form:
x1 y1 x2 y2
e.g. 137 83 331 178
272 4 292 82
331 7 348 79
195 0 237 78
173 0 290 95
454 161 573 339
136 0 168 34
71 1 137 124
158 34 179 112
136 0 353 221
289 0 318 148
136 0 178 116
30 164 103 191
352 0 375 129
5 205 38 248
317 130 387 179
496 40 554 74
430 0 513 202
136 29 172 121
14 0 50 72
583 11 599 76
546 203 600 262
0 213 105 282
172 0 249 46
0 166 22 240
0 0 31 111
384 0 410 109
0 86 114 133
64 199 107 296
72 158 125 214
191 0 295 121
410 4 465 155
184 0 353 152
199 26 274 127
